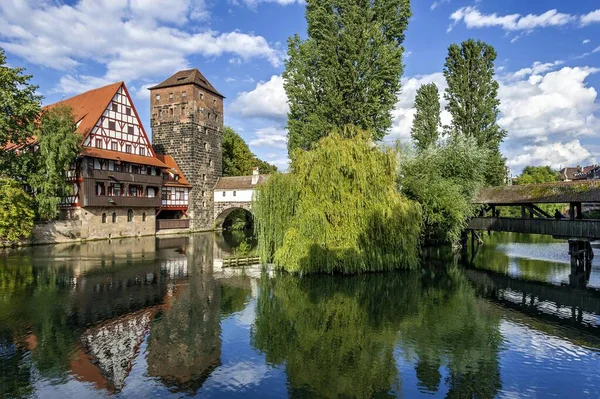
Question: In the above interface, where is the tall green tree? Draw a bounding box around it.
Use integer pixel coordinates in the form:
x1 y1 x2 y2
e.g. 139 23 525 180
516 166 558 185
222 126 277 176
443 39 507 186
0 177 35 243
28 106 81 220
411 83 441 151
0 48 42 148
284 0 412 154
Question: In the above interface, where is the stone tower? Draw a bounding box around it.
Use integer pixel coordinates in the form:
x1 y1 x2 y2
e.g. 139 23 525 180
150 69 224 230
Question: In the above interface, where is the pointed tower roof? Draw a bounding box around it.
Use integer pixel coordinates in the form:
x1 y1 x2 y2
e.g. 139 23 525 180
148 69 224 98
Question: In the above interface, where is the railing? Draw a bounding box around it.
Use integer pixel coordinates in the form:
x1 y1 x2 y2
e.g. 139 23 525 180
468 217 600 239
82 168 163 185
156 219 190 230
83 194 161 208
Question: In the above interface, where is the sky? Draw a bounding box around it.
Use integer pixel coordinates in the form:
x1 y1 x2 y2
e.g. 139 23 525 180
1 0 600 175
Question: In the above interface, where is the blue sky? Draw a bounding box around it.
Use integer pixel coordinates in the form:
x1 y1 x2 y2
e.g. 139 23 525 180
1 0 600 174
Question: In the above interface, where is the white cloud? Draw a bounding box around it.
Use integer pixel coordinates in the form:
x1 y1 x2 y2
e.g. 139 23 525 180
230 75 289 121
581 9 600 26
449 7 576 32
54 75 114 95
498 67 600 139
0 0 281 91
507 140 595 171
250 126 288 149
583 39 591 45
133 83 158 100
232 0 305 8
431 0 450 11
512 60 564 79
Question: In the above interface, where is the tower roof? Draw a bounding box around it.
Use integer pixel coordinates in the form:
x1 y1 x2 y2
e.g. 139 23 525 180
148 69 224 98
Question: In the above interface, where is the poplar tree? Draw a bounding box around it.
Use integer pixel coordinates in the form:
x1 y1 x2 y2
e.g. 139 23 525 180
222 126 277 176
443 39 507 185
284 0 412 154
411 83 441 151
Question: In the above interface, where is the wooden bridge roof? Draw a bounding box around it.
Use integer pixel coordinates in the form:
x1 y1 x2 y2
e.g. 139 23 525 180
475 180 600 205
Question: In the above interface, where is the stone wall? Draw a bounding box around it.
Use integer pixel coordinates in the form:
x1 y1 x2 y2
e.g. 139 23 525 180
151 83 223 231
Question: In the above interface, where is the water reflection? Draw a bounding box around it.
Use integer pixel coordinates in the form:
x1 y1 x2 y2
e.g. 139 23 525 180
1 233 600 398
252 268 503 398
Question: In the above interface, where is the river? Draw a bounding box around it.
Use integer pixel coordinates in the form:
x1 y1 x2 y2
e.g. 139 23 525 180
1 232 599 398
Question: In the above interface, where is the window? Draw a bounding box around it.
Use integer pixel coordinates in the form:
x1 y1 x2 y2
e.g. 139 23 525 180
108 183 122 197
108 121 116 130
170 108 174 116
127 209 133 223
129 185 142 197
213 98 216 105
112 103 118 112
199 92 204 100
201 191 205 197
132 165 140 174
203 142 208 150
95 138 102 148
125 144 132 153
142 212 146 222
208 159 213 167
112 212 117 223
128 126 134 135
233 191 236 197
102 213 107 223
202 174 206 181
126 107 131 116
222 191 226 197
111 141 118 151
155 94 160 101
95 182 105 196
169 93 173 100
114 162 121 172
182 91 187 97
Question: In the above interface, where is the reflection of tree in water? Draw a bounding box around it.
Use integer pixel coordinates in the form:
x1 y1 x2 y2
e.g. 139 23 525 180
146 234 222 394
252 268 503 398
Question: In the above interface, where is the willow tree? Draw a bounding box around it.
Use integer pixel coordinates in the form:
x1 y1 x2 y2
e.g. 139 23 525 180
444 39 507 186
411 83 441 151
28 106 81 220
254 127 422 274
284 0 412 154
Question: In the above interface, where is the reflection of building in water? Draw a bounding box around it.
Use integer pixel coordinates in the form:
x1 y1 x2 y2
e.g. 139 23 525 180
79 309 156 391
146 233 222 394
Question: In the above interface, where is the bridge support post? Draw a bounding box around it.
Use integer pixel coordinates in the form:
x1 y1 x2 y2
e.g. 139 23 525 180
568 239 593 288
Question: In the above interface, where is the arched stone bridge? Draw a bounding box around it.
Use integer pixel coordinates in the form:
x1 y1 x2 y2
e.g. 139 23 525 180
213 170 268 229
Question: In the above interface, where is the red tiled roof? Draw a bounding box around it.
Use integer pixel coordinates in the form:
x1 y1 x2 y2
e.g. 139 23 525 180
148 69 224 98
81 147 168 169
214 174 270 190
46 82 123 139
155 154 192 187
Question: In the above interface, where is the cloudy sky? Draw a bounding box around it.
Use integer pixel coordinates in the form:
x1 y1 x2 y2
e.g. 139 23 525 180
1 0 600 174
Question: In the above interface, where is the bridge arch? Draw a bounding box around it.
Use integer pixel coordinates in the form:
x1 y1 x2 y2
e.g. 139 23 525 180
214 204 253 230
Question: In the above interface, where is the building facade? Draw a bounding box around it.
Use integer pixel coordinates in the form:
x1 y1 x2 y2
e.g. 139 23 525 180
149 69 224 231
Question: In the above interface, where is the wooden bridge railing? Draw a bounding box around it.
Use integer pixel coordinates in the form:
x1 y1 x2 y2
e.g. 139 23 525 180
467 217 600 239
156 219 190 231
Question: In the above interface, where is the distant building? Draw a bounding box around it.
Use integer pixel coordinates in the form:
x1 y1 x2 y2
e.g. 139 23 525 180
559 165 600 181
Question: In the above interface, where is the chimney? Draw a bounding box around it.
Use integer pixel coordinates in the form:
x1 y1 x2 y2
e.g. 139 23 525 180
251 167 259 185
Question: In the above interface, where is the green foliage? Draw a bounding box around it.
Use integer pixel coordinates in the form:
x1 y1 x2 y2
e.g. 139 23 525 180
252 268 502 398
28 106 81 220
254 127 422 274
0 177 35 244
284 0 412 154
399 137 488 245
444 39 507 186
0 48 42 148
515 166 559 185
411 83 441 151
222 126 277 176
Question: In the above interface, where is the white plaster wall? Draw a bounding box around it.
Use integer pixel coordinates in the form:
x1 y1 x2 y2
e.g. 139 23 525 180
214 189 254 202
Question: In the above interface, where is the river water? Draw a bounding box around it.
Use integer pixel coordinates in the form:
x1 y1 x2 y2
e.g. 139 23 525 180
1 232 600 398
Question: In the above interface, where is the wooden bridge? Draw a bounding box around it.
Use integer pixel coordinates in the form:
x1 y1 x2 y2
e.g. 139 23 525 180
468 180 600 240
